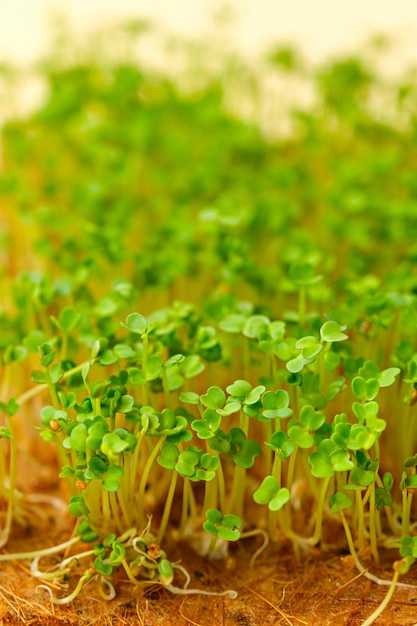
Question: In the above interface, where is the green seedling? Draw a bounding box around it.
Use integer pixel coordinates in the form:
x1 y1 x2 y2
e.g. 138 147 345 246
2 28 417 622
203 508 242 551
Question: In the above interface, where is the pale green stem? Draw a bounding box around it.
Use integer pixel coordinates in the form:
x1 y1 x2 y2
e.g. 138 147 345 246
137 437 165 527
309 475 331 546
401 489 413 536
109 490 124 534
129 427 145 494
60 332 69 362
203 474 217 514
45 367 60 409
161 369 172 409
355 489 365 552
102 488 110 525
156 470 178 545
361 571 400 626
368 483 379 564
140 332 152 406
179 478 190 534
215 454 226 512
229 464 246 518
0 535 80 561
16 360 93 406
117 480 133 529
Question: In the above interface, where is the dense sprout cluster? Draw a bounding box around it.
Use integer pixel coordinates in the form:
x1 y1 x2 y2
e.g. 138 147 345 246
1 28 417 613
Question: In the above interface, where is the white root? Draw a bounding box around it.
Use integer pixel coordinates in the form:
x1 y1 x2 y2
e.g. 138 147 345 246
97 576 116 600
30 556 71 582
172 562 191 588
351 553 417 590
165 585 238 598
36 573 93 605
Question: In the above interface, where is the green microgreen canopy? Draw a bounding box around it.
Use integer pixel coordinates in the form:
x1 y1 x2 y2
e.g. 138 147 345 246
2 27 417 606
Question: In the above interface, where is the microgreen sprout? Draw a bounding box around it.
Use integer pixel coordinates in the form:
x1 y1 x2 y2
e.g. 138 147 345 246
1 28 417 622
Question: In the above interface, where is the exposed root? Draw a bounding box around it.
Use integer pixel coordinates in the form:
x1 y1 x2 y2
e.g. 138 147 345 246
164 584 237 598
239 528 269 567
0 535 80 562
37 570 95 605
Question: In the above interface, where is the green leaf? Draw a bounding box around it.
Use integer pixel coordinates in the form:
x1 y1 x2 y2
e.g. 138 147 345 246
116 395 135 413
121 312 147 335
201 386 226 410
326 377 346 401
352 400 379 422
181 355 205 379
253 476 290 511
101 432 130 460
158 559 174 585
192 409 221 439
69 495 90 517
265 431 295 460
405 475 417 489
403 454 417 469
203 509 241 541
146 356 163 381
175 448 200 477
0 427 11 440
0 398 19 417
77 519 99 543
288 423 314 448
58 306 81 332
330 449 354 472
38 343 56 368
261 390 292 419
102 477 121 491
347 424 376 450
243 315 270 339
164 353 185 368
158 443 180 470
179 391 200 404
289 262 322 286
351 376 379 401
308 451 334 478
230 428 261 468
400 535 417 559
347 467 375 489
23 329 47 353
320 321 348 343
244 385 266 405
295 335 323 359
30 370 47 384
217 401 241 416
93 556 113 577
86 421 107 450
378 367 401 388
226 380 252 399
64 423 88 453
329 492 352 513
324 351 341 372
286 353 312 373
109 540 126 566
299 405 325 430
219 314 246 334
113 344 137 360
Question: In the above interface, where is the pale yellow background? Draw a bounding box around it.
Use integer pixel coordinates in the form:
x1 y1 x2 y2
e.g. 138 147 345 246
0 0 417 64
